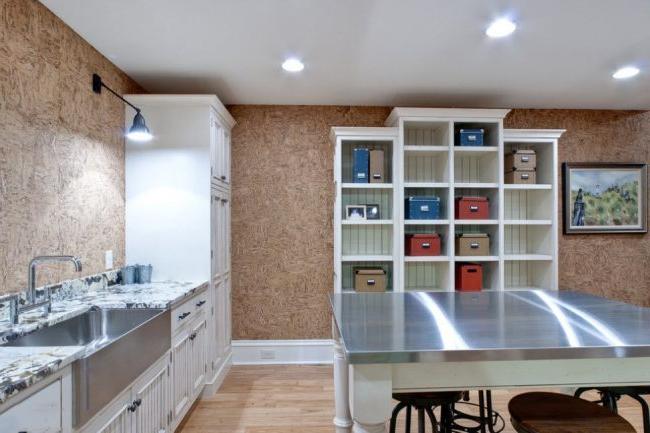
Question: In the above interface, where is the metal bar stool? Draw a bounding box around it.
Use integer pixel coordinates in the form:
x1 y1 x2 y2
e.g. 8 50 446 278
390 391 465 433
508 391 635 433
575 386 650 433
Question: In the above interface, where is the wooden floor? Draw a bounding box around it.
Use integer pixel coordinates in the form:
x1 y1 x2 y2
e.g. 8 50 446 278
179 365 648 433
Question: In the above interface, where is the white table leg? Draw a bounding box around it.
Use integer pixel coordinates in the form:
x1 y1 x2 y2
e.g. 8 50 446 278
333 338 353 433
350 364 392 433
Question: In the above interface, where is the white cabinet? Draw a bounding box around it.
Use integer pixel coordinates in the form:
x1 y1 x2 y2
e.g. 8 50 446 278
92 392 133 433
171 327 192 422
210 113 231 188
125 94 234 397
189 316 207 398
0 376 70 433
132 358 170 433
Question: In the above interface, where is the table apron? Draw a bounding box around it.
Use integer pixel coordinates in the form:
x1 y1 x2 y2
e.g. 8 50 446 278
389 357 650 391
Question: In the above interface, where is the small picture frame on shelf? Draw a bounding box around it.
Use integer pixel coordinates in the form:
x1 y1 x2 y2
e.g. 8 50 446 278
346 205 366 220
563 162 648 234
366 204 380 220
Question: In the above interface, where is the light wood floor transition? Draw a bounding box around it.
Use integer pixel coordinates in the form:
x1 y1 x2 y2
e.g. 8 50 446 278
178 365 648 433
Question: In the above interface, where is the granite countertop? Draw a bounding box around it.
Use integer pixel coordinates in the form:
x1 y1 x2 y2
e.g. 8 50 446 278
0 276 207 406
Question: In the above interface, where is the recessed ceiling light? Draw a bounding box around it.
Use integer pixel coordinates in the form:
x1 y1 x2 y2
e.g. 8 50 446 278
486 18 517 38
282 58 304 73
612 66 640 80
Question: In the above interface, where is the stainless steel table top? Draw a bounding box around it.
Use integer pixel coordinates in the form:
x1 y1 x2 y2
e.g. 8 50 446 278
330 290 650 364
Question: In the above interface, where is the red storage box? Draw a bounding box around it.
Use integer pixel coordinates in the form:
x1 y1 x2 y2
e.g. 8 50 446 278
405 234 441 256
455 196 489 220
455 263 483 291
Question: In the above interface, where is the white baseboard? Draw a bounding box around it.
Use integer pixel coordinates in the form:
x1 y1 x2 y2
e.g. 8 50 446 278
202 350 232 397
232 339 334 365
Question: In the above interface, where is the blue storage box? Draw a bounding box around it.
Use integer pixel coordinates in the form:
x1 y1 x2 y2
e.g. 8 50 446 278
457 128 485 146
352 148 369 183
405 196 441 219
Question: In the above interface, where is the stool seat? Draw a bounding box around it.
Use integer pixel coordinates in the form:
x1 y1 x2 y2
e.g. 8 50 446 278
509 392 635 433
393 391 464 406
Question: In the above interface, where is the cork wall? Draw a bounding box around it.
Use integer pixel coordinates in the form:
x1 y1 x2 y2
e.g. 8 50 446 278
230 106 649 340
229 105 391 340
0 0 143 293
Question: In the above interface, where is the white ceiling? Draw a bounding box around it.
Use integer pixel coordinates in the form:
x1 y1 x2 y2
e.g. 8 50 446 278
42 0 650 109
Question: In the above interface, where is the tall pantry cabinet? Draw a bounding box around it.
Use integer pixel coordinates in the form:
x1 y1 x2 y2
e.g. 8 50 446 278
124 95 235 397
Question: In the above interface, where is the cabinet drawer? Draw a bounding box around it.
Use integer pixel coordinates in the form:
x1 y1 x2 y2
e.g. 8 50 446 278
0 379 62 432
193 293 209 315
171 297 196 334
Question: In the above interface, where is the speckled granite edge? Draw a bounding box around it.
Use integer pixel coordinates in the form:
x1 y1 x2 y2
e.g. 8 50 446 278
0 276 207 406
0 346 83 404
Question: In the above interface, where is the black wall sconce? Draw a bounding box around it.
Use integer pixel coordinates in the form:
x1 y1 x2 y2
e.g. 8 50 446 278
92 73 152 142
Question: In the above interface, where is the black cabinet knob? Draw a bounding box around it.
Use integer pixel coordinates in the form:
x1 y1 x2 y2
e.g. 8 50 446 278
220 175 226 180
196 300 206 307
178 312 191 320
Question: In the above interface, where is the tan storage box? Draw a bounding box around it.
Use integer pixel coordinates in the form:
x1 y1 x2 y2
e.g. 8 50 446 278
369 150 385 183
505 169 536 184
455 233 490 256
354 268 387 292
505 149 536 171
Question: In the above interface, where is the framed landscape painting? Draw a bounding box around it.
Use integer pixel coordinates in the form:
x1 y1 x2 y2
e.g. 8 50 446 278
563 163 647 234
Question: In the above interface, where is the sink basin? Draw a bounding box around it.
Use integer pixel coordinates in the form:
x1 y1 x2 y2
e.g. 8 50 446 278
4 307 164 351
5 307 171 427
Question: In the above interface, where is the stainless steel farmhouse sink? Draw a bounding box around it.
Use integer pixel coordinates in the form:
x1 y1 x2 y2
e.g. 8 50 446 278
5 307 171 427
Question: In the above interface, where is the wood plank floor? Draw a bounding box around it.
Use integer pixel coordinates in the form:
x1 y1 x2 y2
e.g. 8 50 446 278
179 365 648 433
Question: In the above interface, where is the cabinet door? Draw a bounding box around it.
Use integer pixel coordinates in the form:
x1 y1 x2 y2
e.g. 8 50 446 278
190 316 208 397
92 395 133 433
171 328 192 421
133 357 170 433
224 275 232 354
223 129 231 185
210 116 224 183
0 379 63 433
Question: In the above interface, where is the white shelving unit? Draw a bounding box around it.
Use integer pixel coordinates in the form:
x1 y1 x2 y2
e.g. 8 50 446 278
332 110 564 293
332 127 400 292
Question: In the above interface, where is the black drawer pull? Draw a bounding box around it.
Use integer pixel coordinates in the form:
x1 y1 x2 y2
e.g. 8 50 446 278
189 332 197 341
178 312 191 320
221 175 226 180
367 279 376 285
470 242 480 249
196 300 206 307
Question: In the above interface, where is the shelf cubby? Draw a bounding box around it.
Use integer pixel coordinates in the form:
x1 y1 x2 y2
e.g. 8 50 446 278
405 224 450 257
455 261 499 291
504 260 553 290
454 224 499 257
504 225 552 256
341 139 393 183
404 149 449 183
404 187 450 220
453 122 500 147
341 261 393 292
454 187 499 221
405 262 450 291
504 189 553 221
504 141 554 185
404 121 450 147
342 225 392 256
454 149 499 184
342 189 393 220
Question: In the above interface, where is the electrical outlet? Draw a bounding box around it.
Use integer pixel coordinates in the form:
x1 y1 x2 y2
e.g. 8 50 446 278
260 349 276 360
105 250 113 269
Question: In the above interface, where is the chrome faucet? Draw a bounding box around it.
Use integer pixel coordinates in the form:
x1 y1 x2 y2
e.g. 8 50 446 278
9 255 82 324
